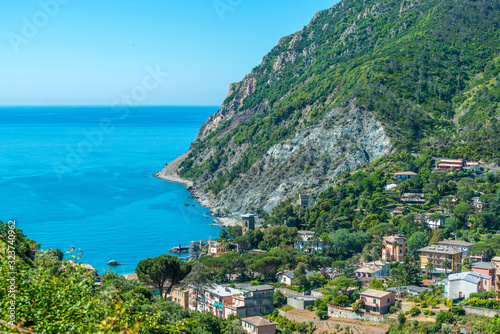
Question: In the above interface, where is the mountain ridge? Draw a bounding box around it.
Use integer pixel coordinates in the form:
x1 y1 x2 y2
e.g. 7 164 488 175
158 0 500 220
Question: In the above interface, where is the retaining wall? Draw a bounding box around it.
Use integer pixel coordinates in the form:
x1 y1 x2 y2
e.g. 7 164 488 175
462 305 500 318
328 305 385 322
278 288 324 298
278 310 388 334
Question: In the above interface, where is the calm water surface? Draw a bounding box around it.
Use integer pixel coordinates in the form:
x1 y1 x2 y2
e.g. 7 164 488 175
0 106 221 274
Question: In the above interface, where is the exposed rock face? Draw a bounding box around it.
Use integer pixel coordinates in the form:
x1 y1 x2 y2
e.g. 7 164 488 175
156 0 403 218
203 103 393 216
158 101 393 218
195 75 258 141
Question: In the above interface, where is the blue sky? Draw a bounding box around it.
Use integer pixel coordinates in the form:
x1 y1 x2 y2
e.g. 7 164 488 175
0 0 336 106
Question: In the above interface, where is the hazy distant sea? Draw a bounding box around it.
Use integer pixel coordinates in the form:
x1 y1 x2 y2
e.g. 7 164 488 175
0 106 221 274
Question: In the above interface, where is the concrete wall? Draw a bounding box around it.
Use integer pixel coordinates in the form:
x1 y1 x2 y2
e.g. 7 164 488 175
328 305 385 322
278 310 388 334
463 305 500 318
287 297 316 310
278 288 324 298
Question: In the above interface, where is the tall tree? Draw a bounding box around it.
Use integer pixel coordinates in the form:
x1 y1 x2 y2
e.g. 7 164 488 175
425 261 436 278
135 254 187 298
293 262 308 287
249 256 280 283
429 229 445 244
407 231 430 257
390 263 422 286
453 203 474 228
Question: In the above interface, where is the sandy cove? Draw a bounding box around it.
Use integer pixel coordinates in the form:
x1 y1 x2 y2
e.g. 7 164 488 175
154 154 239 227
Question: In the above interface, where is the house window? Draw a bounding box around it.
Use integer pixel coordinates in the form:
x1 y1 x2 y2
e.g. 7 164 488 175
373 299 376 304
387 298 390 303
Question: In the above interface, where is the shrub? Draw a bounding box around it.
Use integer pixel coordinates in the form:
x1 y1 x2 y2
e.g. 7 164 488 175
450 305 465 316
316 309 328 320
250 280 260 286
134 286 152 300
437 311 454 324
420 301 428 308
352 300 364 312
389 305 397 313
442 325 452 334
306 305 314 311
409 306 421 316
398 313 406 325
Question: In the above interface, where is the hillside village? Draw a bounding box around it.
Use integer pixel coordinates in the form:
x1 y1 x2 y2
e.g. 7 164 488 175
122 152 500 333
4 152 500 333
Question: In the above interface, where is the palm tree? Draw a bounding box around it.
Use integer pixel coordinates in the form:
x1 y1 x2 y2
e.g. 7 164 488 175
426 261 436 278
442 259 451 273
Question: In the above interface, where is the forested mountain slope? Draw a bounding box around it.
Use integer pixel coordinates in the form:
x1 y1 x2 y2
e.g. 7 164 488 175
158 0 500 216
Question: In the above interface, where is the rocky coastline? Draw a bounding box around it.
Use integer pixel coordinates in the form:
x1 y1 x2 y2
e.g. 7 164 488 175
153 155 239 227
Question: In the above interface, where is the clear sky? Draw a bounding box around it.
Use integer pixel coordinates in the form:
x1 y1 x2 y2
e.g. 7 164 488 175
0 0 336 106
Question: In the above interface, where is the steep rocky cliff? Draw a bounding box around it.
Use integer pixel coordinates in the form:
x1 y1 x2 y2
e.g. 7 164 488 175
158 0 500 219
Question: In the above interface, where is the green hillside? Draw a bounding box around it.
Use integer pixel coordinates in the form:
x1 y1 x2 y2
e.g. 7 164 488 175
176 0 500 201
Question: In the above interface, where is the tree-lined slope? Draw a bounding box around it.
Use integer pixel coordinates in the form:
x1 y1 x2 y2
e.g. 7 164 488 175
158 0 500 216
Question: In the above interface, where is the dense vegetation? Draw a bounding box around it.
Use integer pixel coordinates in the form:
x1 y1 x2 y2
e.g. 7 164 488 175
258 152 500 260
3 150 500 332
178 0 500 199
0 226 254 334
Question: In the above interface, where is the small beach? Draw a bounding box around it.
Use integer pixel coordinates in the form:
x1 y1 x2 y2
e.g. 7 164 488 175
154 161 240 227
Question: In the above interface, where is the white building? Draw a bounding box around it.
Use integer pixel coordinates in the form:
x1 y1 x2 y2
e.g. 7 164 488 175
295 231 323 253
276 270 295 285
444 271 491 300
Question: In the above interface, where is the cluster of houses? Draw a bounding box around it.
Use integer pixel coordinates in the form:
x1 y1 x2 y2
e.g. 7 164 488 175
380 233 500 300
383 158 485 232
170 283 278 334
202 212 325 259
445 257 500 299
436 158 480 172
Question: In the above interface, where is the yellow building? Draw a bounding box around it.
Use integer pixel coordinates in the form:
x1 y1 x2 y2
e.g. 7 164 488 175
382 234 408 262
418 245 463 274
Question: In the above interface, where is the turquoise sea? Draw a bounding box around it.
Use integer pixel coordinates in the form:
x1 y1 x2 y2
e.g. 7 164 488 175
0 106 221 275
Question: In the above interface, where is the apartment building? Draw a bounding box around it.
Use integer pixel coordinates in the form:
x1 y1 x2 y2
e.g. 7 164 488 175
171 287 189 309
418 245 463 274
224 284 275 319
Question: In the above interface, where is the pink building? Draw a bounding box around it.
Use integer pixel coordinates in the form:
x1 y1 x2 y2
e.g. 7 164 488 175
189 285 241 318
242 316 277 334
472 262 495 292
359 289 395 315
